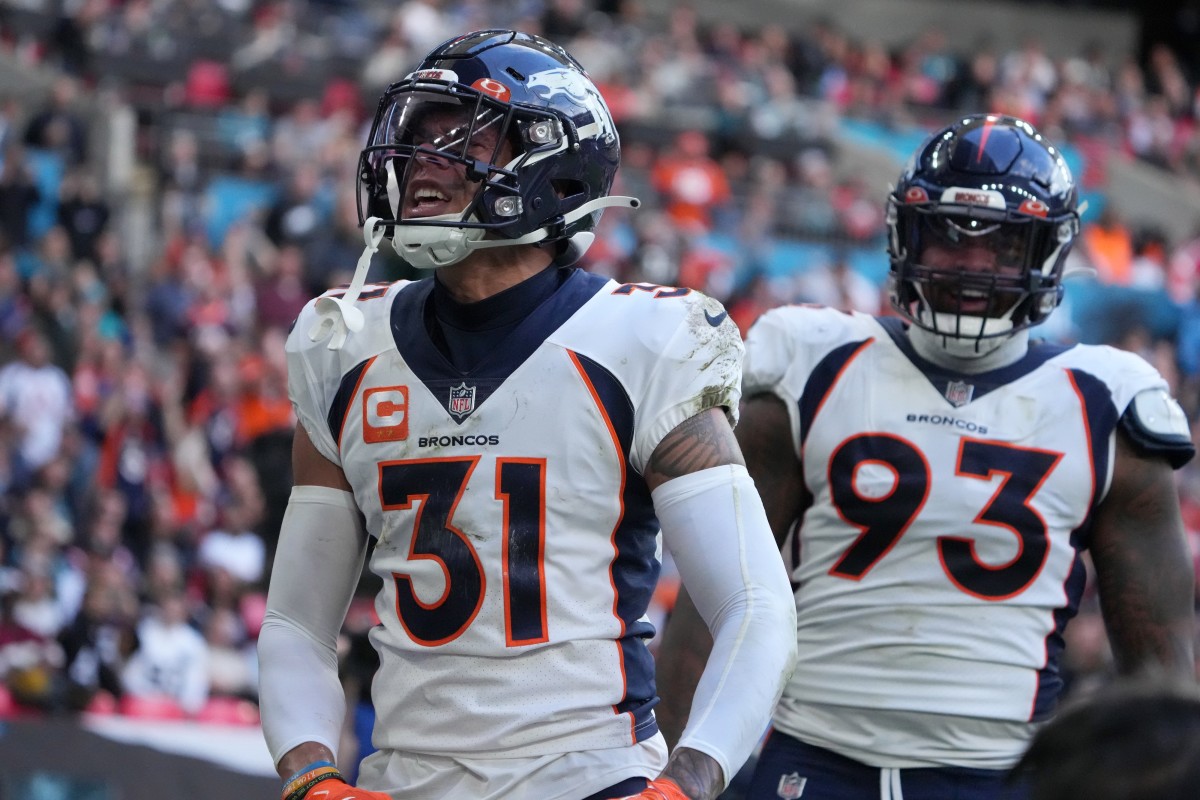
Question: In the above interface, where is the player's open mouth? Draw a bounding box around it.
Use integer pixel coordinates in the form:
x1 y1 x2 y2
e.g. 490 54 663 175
408 187 453 217
956 289 991 314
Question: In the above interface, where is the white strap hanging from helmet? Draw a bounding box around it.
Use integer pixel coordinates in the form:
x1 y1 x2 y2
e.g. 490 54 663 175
308 217 386 351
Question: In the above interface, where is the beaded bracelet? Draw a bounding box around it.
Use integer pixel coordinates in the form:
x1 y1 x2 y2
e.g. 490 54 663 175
282 761 342 800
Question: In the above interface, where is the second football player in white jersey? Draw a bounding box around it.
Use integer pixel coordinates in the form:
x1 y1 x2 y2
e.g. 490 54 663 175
657 115 1195 800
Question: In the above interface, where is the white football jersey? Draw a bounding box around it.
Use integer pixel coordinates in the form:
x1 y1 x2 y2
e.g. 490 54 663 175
744 306 1173 765
286 270 741 757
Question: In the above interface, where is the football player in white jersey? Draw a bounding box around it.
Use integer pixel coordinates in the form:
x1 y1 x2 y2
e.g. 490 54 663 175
656 115 1196 800
256 30 797 800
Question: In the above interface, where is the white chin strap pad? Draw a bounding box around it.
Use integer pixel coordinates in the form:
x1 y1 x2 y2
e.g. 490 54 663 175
391 216 486 269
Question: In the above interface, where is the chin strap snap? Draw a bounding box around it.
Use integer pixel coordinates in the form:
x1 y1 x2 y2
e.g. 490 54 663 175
309 217 386 350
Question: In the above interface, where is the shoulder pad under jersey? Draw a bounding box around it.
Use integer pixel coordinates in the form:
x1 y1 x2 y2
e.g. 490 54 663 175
1120 387 1194 468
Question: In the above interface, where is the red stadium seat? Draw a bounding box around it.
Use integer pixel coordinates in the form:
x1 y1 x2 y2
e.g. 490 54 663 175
119 695 187 720
195 696 261 726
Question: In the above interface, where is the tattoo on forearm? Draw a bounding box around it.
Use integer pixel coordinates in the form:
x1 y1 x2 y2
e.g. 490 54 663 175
663 747 725 800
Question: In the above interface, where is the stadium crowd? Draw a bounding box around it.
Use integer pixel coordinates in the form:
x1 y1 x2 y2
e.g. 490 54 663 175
0 0 1199 744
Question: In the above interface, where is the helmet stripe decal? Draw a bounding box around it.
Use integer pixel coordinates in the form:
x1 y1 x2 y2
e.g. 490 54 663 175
976 118 994 163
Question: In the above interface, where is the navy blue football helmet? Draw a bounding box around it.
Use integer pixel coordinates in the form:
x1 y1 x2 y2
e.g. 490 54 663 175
356 29 636 268
886 114 1080 346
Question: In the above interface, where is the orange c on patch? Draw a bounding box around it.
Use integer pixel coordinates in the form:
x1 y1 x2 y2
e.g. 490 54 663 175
364 386 409 442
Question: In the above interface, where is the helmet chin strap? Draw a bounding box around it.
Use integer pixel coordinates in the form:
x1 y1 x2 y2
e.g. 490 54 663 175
391 194 639 269
391 212 488 268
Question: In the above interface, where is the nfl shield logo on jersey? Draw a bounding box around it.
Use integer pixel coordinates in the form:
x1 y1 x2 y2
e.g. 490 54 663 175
945 379 974 408
776 773 807 799
448 382 477 419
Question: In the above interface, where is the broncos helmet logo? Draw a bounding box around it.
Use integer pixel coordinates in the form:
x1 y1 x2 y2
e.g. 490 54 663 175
525 68 617 145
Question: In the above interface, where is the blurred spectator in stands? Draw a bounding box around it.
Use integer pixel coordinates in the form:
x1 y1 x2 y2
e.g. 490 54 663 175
254 243 310 333
727 271 786 335
140 541 186 610
58 559 139 712
92 229 131 309
1113 55 1148 122
8 480 73 561
1127 95 1179 170
271 97 339 173
182 60 233 110
203 604 257 701
360 20 413 95
72 330 128 443
95 362 171 557
186 350 245 474
946 38 999 112
1081 204 1134 285
231 0 300 73
831 174 885 242
0 326 73 488
1172 284 1200 414
639 7 716 120
650 129 731 232
542 0 589 41
0 248 32 355
157 128 207 241
0 585 65 712
676 236 737 303
15 516 84 612
999 36 1057 120
23 225 73 297
794 248 882 314
56 168 109 264
1145 43 1192 120
621 208 686 286
10 537 70 640
121 589 208 716
777 148 838 239
0 95 23 155
231 351 292 451
1169 223 1200 305
845 40 900 120
197 468 265 589
45 0 104 78
1128 227 1170 290
903 28 957 109
216 88 272 158
263 162 329 250
22 75 87 166
0 145 42 253
81 489 142 584
392 0 453 56
746 63 824 146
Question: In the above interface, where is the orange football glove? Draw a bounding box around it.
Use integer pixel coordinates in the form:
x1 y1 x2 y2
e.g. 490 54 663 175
621 778 691 800
295 779 392 800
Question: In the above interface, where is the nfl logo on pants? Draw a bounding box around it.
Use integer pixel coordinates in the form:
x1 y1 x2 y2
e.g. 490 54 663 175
777 773 807 799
